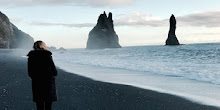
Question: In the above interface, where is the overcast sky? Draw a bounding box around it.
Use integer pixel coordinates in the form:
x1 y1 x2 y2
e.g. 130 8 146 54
1 0 220 48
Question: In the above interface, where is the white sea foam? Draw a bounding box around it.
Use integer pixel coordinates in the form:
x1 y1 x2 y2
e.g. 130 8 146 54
52 43 220 107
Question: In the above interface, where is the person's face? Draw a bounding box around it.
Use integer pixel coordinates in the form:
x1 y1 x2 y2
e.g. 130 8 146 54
40 42 48 50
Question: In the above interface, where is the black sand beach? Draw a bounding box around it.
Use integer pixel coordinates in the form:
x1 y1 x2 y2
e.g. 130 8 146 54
0 49 219 110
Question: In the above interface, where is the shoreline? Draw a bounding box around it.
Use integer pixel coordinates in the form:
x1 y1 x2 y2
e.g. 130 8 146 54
53 59 220 108
0 50 219 110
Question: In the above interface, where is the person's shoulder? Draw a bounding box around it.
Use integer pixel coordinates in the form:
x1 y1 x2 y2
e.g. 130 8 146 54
27 49 52 57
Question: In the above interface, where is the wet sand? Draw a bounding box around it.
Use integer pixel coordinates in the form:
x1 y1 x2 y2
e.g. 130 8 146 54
0 49 219 110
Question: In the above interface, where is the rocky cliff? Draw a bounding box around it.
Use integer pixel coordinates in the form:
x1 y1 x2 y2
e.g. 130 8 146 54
10 24 34 48
86 12 121 49
0 12 14 48
165 14 180 45
0 11 34 49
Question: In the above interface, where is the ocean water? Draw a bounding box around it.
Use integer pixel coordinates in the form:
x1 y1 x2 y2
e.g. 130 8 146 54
52 43 220 107
53 43 220 85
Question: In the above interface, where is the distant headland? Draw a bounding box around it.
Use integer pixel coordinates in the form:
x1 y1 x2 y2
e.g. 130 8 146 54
0 11 34 49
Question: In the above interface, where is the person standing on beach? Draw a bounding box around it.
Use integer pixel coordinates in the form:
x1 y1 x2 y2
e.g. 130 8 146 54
27 41 58 110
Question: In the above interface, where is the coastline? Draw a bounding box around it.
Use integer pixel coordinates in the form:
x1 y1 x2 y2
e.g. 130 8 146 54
0 49 219 110
53 60 220 108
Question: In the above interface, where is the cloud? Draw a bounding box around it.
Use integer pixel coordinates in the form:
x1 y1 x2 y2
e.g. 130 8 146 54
114 11 167 27
178 10 220 27
0 0 136 7
30 11 167 28
115 10 220 27
85 0 136 7
9 18 23 23
192 32 220 36
30 21 95 28
29 10 220 28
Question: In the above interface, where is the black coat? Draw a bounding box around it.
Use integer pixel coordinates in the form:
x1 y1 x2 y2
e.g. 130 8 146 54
27 49 58 102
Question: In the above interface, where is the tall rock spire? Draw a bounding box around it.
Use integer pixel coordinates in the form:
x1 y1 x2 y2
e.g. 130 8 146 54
165 14 180 45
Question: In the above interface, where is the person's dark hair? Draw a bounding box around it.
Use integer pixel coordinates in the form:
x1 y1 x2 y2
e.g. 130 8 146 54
33 40 43 50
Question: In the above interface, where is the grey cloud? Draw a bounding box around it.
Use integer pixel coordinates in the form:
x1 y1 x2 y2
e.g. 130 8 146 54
9 18 23 23
114 10 220 27
0 0 136 7
30 10 220 28
114 11 168 27
30 21 95 28
177 10 220 27
192 32 220 36
114 19 167 27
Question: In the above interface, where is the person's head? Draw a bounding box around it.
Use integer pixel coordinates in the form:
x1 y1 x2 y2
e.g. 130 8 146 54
33 40 48 50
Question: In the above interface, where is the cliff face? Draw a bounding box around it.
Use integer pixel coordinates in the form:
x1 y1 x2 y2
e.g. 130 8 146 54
0 12 14 48
0 11 34 49
10 24 34 48
86 12 121 49
165 14 180 45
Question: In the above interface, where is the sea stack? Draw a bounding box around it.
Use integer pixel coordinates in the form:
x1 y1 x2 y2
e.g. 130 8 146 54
165 14 180 45
86 11 121 49
0 11 34 49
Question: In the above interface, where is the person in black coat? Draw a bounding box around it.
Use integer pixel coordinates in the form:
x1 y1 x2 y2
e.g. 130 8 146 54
27 41 58 110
